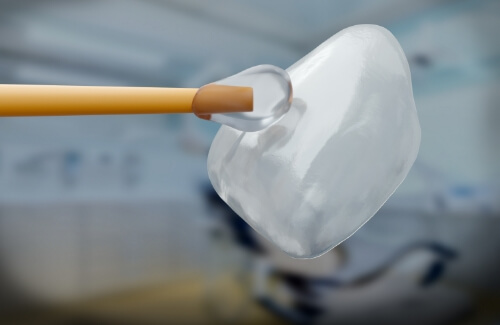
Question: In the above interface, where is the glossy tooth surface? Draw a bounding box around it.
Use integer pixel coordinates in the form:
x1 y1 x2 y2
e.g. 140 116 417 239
207 25 421 258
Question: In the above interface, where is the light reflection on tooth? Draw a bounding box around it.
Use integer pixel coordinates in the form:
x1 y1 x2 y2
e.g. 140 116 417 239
208 25 421 259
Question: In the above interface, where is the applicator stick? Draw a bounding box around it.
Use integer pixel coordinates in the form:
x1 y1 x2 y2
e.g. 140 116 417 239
0 84 252 116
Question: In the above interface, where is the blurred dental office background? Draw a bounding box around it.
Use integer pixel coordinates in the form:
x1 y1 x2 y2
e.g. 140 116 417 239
0 0 498 324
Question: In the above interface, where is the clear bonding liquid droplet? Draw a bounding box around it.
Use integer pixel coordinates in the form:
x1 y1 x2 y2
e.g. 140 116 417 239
194 65 293 132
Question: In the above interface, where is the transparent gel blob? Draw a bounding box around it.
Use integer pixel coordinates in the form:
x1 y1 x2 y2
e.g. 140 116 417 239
198 65 293 132
207 25 421 258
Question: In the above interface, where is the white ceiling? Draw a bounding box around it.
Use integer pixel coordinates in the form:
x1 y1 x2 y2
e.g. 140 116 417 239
0 0 452 87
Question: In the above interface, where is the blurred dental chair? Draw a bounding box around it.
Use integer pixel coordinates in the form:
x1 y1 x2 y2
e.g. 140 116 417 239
201 185 472 324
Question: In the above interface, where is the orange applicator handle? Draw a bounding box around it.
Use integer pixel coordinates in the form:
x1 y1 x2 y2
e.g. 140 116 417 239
0 84 253 117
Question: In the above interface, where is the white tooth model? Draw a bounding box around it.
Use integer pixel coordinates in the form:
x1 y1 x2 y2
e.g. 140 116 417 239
208 25 421 258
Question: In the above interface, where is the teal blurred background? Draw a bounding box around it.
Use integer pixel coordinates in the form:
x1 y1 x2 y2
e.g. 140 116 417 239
0 0 498 324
